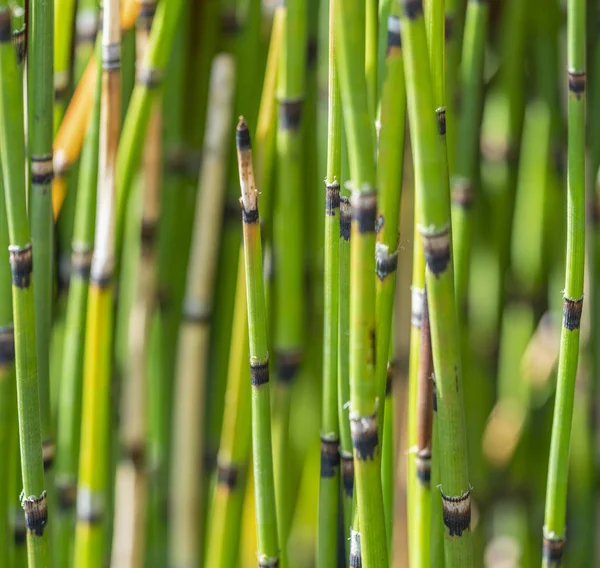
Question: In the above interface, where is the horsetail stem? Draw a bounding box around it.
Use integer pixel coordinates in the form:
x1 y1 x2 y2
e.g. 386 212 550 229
317 0 341 564
335 0 388 562
399 1 473 565
169 54 235 568
542 1 586 565
73 1 121 564
451 0 489 305
54 34 102 568
236 117 280 568
0 4 50 565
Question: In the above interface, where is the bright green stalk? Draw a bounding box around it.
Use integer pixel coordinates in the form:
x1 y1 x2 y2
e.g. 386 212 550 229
430 382 444 567
0 5 50 565
451 0 488 305
542 0 586 566
381 362 394 559
273 2 306 559
317 1 341 565
236 118 279 568
335 0 387 564
29 0 55 490
115 0 187 264
204 251 252 568
54 0 77 130
365 0 377 120
375 10 406 426
399 1 473 566
0 167 16 567
54 36 101 568
73 0 120 564
444 0 459 169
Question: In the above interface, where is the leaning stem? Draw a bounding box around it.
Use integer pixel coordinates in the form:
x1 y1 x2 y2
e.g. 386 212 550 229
542 0 586 566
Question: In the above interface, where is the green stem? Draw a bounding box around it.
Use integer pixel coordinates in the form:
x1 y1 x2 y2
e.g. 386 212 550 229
317 0 341 565
236 118 279 568
542 0 586 566
399 1 473 565
0 5 50 565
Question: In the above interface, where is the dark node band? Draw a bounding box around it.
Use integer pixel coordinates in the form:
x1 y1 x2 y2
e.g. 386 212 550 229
563 296 583 331
220 10 240 36
42 440 55 471
320 437 340 478
241 205 259 224
341 454 354 497
56 481 77 511
421 228 451 277
307 38 318 66
543 535 565 563
451 178 474 208
350 530 362 568
137 67 162 88
12 28 26 63
125 443 146 470
279 99 304 130
71 246 93 279
9 244 33 288
403 0 423 19
90 272 112 288
55 83 69 102
415 449 431 485
0 9 10 42
386 364 393 396
568 70 586 97
325 182 340 216
349 552 362 568
351 414 379 461
236 120 252 150
217 463 239 490
387 15 401 50
140 220 157 246
31 154 54 185
182 304 211 325
102 43 121 71
250 360 270 386
376 245 398 281
436 107 446 136
339 196 351 240
258 558 279 568
0 325 15 365
13 518 26 545
276 351 302 383
445 14 454 42
432 381 438 413
441 488 471 537
137 2 157 31
22 491 48 537
352 191 377 234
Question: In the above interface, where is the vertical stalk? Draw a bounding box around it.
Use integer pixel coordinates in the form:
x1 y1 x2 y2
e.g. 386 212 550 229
365 0 377 120
54 35 102 568
317 0 341 564
542 0 586 566
399 1 473 565
273 1 306 558
54 0 77 130
28 0 55 481
169 54 235 568
335 0 388 563
236 117 280 568
0 168 16 567
451 0 488 305
73 1 121 564
0 4 50 566
111 4 162 567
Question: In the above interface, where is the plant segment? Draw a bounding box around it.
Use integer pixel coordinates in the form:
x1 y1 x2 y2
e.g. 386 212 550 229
273 2 306 556
317 0 341 565
169 54 235 568
73 1 121 564
335 0 388 563
0 4 50 566
236 118 280 568
451 0 489 305
399 0 473 565
542 0 586 566
28 0 55 483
